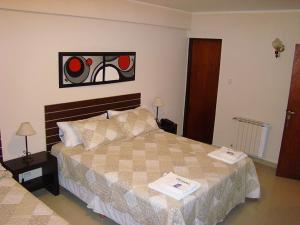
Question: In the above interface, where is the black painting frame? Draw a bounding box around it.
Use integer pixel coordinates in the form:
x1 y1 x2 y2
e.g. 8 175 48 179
59 52 136 88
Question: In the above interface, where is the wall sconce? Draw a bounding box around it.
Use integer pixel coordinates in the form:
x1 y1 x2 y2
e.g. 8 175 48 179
272 38 285 58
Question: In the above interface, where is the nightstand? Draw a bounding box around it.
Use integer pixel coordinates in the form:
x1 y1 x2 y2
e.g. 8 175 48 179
159 118 177 134
3 151 59 195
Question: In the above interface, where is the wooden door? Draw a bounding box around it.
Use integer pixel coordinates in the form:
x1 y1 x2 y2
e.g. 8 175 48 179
276 44 300 180
183 38 222 144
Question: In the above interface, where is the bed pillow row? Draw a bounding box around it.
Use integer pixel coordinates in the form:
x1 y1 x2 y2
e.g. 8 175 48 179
71 118 126 150
57 108 158 150
57 114 107 147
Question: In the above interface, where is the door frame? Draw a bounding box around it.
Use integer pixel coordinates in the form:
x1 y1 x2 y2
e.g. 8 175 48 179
183 38 222 138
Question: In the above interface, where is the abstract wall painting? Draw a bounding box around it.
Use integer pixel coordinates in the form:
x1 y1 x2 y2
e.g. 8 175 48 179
59 52 136 88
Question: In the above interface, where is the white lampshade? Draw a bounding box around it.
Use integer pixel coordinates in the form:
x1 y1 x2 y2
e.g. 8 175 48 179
272 38 285 51
16 122 36 136
153 97 164 107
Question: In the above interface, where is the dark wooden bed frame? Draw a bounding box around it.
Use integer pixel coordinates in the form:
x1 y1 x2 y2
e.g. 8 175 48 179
44 93 141 151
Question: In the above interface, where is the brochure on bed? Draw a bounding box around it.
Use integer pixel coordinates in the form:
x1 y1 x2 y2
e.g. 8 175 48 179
149 172 200 200
208 146 247 164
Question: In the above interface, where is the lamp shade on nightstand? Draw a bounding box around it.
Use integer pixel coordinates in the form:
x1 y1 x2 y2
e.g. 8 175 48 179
16 122 36 161
153 97 164 123
153 97 164 107
16 122 36 136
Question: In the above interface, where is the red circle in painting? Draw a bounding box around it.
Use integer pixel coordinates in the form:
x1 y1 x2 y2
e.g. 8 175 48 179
86 58 93 66
68 57 82 72
118 56 130 70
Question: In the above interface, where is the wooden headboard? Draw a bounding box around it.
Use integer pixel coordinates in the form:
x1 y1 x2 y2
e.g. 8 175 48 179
44 93 141 151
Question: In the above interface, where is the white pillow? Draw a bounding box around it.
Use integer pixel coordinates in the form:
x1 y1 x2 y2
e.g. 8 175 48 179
57 113 107 147
57 122 80 147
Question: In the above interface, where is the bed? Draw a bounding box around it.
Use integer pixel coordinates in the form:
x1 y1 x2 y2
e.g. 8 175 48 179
44 93 260 225
0 164 69 225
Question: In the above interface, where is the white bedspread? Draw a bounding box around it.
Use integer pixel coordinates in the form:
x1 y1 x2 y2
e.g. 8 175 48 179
52 129 260 225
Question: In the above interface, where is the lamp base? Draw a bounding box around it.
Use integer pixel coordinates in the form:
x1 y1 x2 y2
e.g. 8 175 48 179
22 150 33 163
156 106 159 124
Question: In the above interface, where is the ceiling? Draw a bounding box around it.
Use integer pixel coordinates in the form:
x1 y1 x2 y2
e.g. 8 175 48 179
132 0 300 12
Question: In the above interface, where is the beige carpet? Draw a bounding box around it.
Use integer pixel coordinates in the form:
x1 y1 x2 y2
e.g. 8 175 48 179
33 163 300 225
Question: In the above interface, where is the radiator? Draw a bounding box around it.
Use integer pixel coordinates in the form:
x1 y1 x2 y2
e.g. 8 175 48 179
232 117 270 158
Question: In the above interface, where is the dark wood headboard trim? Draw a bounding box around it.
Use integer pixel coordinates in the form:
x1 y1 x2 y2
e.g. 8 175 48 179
44 93 141 151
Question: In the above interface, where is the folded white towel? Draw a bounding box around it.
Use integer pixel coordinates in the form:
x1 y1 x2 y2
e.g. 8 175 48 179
148 172 201 200
208 147 247 164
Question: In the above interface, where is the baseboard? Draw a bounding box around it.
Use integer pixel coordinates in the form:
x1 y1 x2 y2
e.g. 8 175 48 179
250 156 277 168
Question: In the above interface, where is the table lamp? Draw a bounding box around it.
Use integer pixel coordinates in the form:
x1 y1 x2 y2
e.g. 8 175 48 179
153 97 164 123
16 122 36 161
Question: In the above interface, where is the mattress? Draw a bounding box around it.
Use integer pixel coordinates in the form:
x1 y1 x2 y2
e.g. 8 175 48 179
0 175 69 225
52 129 260 225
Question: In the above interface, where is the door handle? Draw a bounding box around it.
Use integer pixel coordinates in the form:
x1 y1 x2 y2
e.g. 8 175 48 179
285 110 296 127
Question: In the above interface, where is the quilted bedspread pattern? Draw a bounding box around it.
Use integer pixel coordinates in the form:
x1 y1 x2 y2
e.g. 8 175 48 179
52 129 260 225
0 177 69 225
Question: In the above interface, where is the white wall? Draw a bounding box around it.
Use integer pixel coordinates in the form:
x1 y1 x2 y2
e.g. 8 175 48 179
3 1 298 165
0 7 188 160
0 0 191 29
190 11 300 163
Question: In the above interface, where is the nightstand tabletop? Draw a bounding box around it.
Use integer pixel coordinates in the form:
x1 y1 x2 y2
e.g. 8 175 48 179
3 151 55 174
